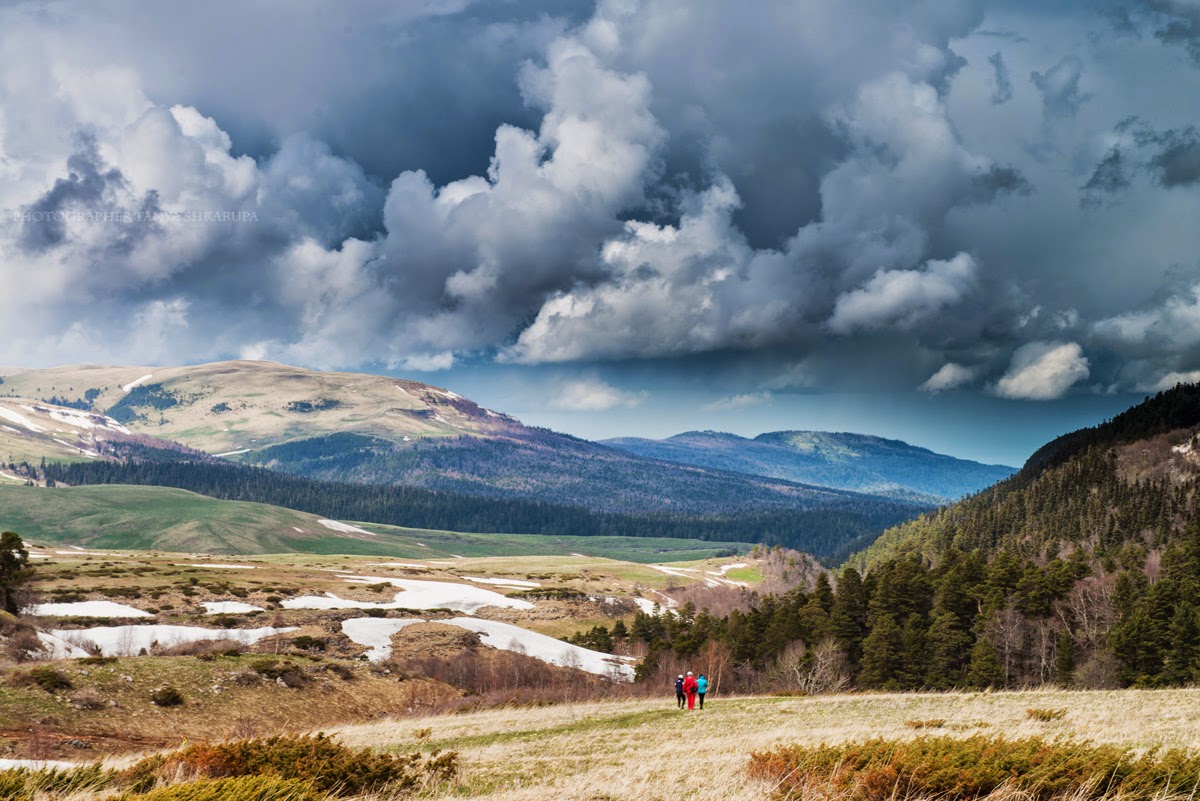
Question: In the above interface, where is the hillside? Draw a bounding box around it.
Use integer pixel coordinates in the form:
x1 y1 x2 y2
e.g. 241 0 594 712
604 430 1014 502
0 483 749 562
0 484 432 556
0 397 133 466
856 384 1200 571
39 458 911 562
0 361 929 525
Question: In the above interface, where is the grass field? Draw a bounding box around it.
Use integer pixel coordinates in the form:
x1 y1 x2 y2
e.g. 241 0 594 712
0 483 749 563
331 688 1200 800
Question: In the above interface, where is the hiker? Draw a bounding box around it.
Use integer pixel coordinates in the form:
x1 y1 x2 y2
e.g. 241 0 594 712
696 674 709 709
674 674 686 708
683 671 699 710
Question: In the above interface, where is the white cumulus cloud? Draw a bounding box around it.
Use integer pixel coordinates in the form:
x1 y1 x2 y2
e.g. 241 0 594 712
702 392 774 411
994 342 1090 400
919 362 976 393
549 378 645 412
828 253 977 334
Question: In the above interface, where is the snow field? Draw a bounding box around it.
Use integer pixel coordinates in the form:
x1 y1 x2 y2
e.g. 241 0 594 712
42 625 297 658
27 601 151 618
282 575 534 614
338 616 635 679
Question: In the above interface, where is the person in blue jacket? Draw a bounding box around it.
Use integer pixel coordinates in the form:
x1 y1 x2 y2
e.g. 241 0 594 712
696 674 709 709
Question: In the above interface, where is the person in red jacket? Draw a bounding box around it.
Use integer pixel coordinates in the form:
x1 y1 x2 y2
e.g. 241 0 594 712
683 671 699 710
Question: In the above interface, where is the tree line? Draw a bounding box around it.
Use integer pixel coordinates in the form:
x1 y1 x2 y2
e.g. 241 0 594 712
571 530 1200 691
36 456 906 562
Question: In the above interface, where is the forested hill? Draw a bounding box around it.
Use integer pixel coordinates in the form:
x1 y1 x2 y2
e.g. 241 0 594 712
37 456 920 563
855 384 1200 572
617 385 1200 692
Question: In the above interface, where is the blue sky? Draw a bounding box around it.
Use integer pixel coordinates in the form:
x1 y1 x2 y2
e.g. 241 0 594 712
2 0 1199 466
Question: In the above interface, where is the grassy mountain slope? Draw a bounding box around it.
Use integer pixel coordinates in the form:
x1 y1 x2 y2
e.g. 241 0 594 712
0 360 519 454
604 430 1014 502
2 361 928 523
855 384 1200 570
0 483 408 555
0 483 749 561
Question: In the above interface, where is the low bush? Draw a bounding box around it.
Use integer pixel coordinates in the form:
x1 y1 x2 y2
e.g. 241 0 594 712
129 733 457 797
748 735 1200 801
249 659 309 688
0 763 111 800
291 636 326 652
126 775 327 801
150 686 185 707
1027 707 1068 722
30 666 73 692
903 718 945 729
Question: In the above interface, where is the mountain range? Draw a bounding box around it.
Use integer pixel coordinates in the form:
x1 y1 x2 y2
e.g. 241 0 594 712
604 430 1014 503
0 359 1017 560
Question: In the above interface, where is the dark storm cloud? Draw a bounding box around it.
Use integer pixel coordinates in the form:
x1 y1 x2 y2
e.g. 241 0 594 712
988 52 1014 104
5 0 1200 403
1148 127 1200 187
1139 0 1200 62
1080 148 1132 205
19 134 129 251
1030 56 1090 119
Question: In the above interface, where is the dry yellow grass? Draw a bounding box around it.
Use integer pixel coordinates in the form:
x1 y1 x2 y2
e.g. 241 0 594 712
333 688 1200 800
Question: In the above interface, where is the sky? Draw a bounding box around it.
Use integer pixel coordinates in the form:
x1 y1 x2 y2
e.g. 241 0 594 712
3 0 1200 465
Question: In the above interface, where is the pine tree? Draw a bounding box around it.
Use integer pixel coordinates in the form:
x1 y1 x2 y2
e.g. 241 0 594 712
859 613 903 689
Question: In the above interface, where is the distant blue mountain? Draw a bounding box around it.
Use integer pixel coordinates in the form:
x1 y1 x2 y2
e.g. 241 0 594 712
602 430 1015 503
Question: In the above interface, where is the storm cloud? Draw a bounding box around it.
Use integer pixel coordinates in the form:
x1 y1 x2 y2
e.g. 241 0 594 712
3 0 1200 410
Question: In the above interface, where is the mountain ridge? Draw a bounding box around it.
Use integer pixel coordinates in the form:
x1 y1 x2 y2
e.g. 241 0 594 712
603 428 1014 503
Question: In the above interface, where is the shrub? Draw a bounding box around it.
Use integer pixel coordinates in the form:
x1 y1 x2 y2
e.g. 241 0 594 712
78 655 118 665
130 733 458 797
150 686 185 707
291 636 326 652
903 719 945 729
249 659 309 687
30 666 73 692
747 735 1200 801
1027 707 1068 722
127 775 326 801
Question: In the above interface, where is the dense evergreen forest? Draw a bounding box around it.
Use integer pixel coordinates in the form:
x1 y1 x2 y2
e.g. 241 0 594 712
34 457 915 562
573 531 1200 690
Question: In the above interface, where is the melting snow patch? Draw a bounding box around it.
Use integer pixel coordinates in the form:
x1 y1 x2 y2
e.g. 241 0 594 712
43 625 297 658
339 616 635 678
122 374 153 392
214 448 251 457
634 598 662 615
341 618 425 661
0 406 44 432
283 576 534 614
28 601 151 618
175 563 256 570
293 527 305 533
463 576 541 589
712 563 748 575
648 565 698 579
445 618 636 679
368 562 429 569
203 601 265 614
319 519 376 536
36 632 90 659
